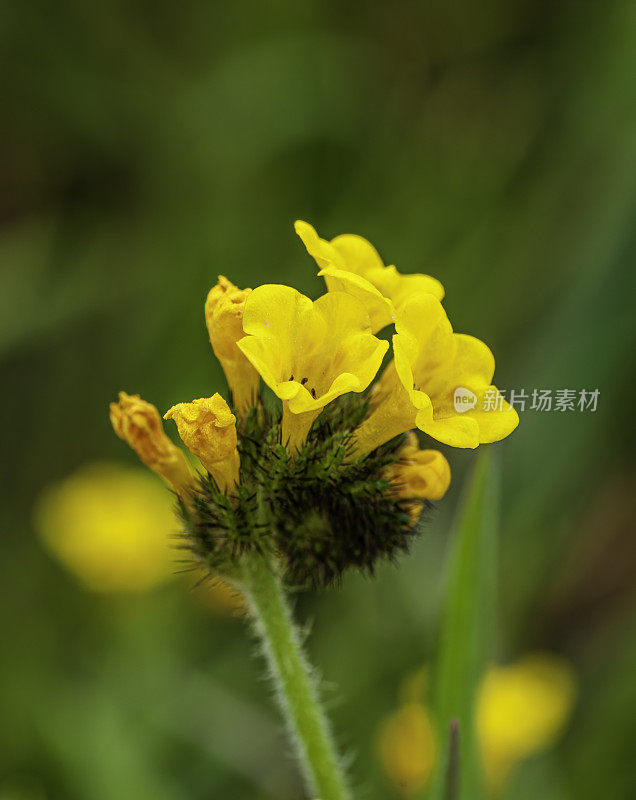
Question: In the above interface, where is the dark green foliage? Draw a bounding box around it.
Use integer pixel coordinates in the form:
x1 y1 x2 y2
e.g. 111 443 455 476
177 395 431 587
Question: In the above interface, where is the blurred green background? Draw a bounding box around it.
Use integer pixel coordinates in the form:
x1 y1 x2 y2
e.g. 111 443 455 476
2 0 636 798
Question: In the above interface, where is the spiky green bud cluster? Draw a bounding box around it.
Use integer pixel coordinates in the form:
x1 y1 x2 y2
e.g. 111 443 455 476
178 394 431 588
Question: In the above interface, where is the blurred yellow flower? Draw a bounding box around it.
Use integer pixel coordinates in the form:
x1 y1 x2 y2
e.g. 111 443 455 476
164 394 240 492
351 293 518 456
237 284 388 452
205 275 260 417
109 392 194 496
295 220 444 332
476 654 577 791
378 654 576 797
377 702 437 796
35 462 177 592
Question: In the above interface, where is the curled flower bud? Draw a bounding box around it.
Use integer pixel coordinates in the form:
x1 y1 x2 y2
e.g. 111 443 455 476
164 394 240 492
205 276 260 417
109 392 194 496
387 433 451 524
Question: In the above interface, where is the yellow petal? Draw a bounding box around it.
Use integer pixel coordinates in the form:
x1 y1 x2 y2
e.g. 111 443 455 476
429 334 496 393
370 265 445 306
238 285 387 413
397 297 518 447
319 266 395 332
420 415 481 449
456 386 519 445
294 220 342 269
237 283 319 402
386 439 451 523
164 394 240 491
350 294 518 456
238 283 388 452
393 293 455 407
109 392 194 495
204 275 260 417
296 220 444 312
329 232 385 275
392 445 451 502
304 291 389 410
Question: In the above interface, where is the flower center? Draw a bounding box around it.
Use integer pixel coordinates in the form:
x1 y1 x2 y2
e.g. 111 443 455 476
289 374 317 399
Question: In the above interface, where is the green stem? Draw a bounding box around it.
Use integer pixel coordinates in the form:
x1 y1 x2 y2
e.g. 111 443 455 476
241 554 351 800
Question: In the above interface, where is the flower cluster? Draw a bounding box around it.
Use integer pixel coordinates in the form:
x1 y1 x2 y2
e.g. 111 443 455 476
110 221 518 587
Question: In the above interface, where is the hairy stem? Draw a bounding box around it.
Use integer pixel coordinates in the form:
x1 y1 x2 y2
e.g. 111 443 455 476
241 554 351 800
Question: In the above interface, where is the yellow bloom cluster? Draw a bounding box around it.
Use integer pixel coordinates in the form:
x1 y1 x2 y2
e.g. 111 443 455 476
107 219 517 573
378 654 576 796
233 220 515 461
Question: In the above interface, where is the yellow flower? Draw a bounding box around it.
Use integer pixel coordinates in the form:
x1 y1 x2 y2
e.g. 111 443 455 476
295 220 444 332
377 702 437 796
350 293 518 457
164 394 240 492
109 392 194 496
378 655 575 797
386 433 451 523
476 654 577 792
35 462 177 592
237 284 388 453
205 275 260 417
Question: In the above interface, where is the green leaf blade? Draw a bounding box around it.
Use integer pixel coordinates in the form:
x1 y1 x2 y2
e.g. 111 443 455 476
428 447 501 800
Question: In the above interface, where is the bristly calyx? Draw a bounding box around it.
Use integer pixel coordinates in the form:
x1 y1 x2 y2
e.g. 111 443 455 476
177 393 432 589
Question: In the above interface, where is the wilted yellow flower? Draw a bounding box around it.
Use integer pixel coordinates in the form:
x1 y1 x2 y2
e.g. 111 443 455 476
377 702 437 796
35 463 177 592
351 293 518 456
386 433 451 524
205 275 260 416
164 394 240 492
476 654 577 791
237 284 388 453
295 220 444 332
109 392 194 495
